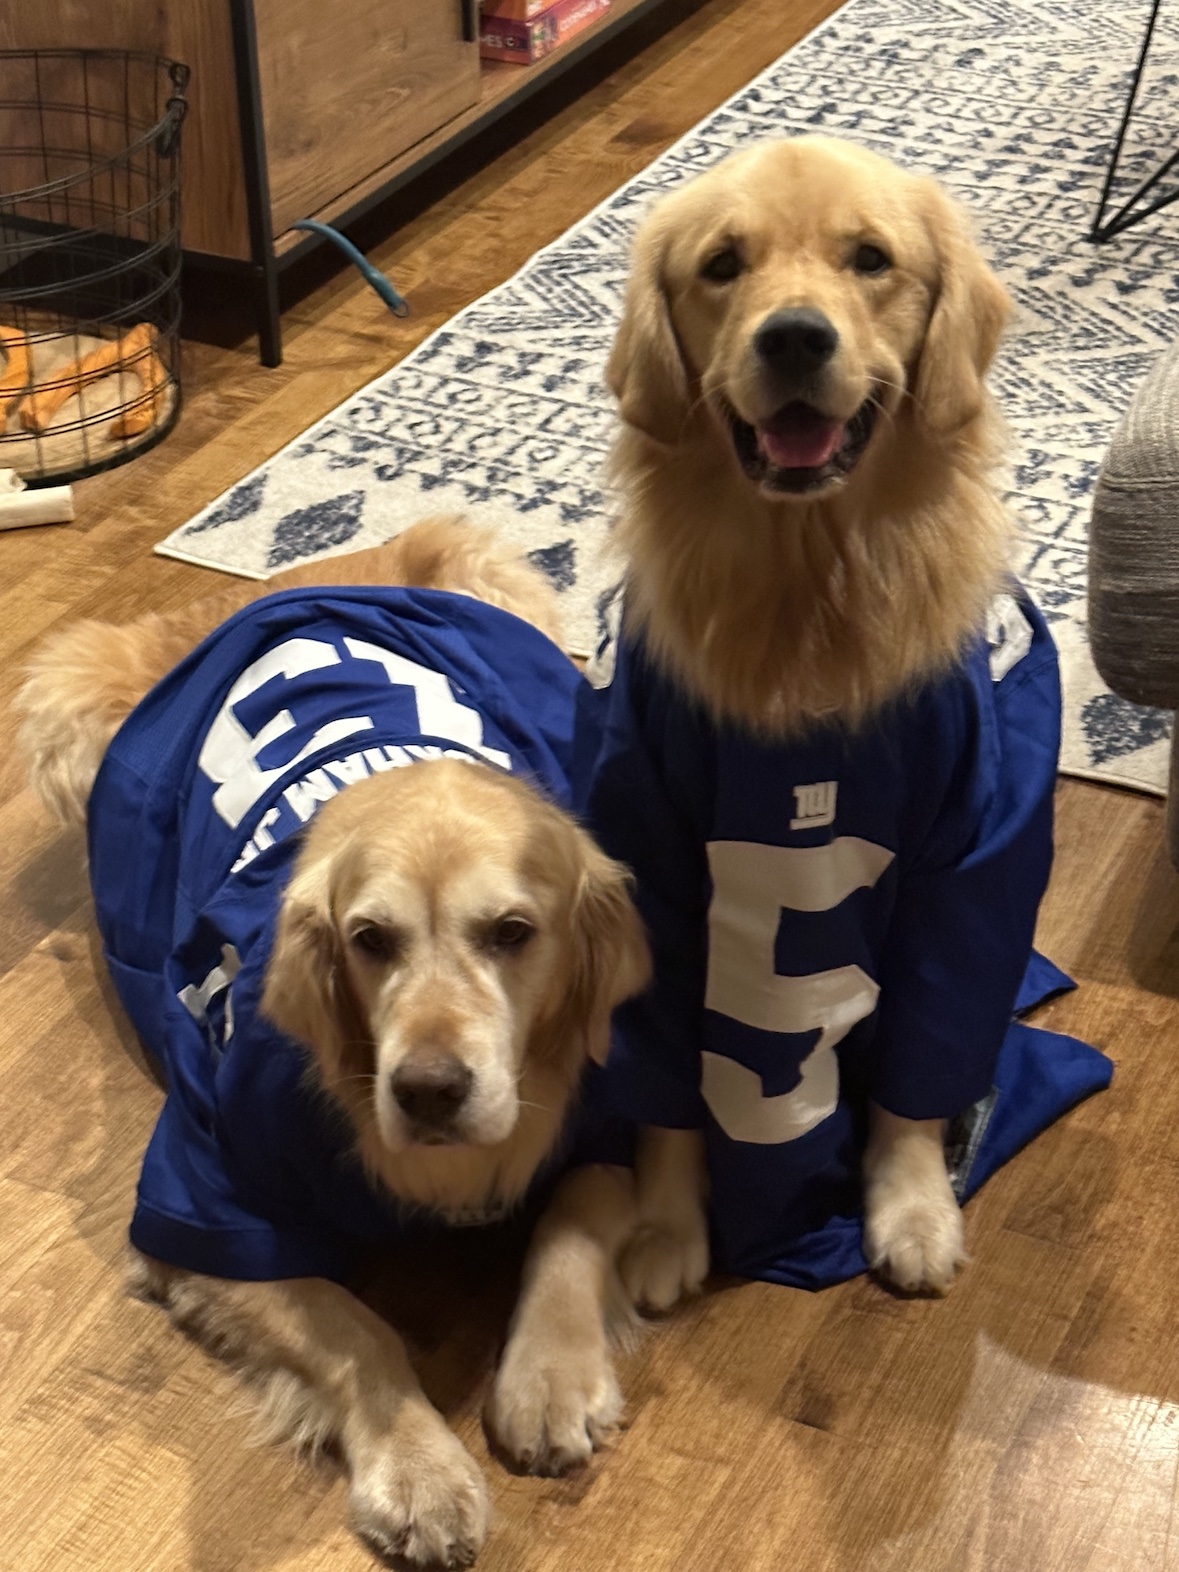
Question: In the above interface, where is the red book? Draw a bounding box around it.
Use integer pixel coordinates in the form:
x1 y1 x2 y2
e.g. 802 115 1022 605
480 0 611 64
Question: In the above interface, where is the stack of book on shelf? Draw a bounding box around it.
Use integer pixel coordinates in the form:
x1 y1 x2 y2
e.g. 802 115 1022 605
479 0 612 65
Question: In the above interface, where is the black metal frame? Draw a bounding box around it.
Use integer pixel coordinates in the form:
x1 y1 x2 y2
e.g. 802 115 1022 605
191 0 672 366
1091 0 1179 242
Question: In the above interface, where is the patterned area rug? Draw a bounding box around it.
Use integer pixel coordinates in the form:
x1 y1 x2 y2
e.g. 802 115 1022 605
159 0 1179 794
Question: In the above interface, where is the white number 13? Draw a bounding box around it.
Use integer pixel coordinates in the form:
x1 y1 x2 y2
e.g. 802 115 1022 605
198 634 510 830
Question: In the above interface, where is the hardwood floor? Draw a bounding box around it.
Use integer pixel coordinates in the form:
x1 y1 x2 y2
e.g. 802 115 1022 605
3 1 1178 1568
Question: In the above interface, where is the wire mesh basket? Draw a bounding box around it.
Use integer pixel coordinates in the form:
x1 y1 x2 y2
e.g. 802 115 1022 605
0 50 189 487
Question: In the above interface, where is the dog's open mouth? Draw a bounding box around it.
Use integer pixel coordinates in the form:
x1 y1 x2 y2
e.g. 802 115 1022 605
722 395 879 494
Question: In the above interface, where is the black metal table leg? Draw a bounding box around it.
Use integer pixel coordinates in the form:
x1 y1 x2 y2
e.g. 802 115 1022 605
230 0 282 363
254 261 282 367
1091 0 1179 242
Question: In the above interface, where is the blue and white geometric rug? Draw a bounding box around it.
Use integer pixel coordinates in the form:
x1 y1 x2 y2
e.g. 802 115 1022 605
159 0 1179 795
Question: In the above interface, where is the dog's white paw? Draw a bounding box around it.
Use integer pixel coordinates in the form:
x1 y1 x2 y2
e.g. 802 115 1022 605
349 1413 489 1569
619 1214 709 1313
488 1330 622 1476
864 1181 966 1296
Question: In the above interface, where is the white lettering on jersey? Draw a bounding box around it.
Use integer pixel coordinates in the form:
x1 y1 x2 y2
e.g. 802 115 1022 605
228 744 482 872
702 838 894 1145
987 593 1034 682
789 780 838 831
251 806 281 850
282 767 340 825
200 634 511 832
324 753 372 788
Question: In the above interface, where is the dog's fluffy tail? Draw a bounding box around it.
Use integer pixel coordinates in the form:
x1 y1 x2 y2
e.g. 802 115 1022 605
17 595 243 827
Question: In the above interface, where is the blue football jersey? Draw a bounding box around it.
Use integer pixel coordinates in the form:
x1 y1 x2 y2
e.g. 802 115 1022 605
88 586 624 1283
586 588 1112 1289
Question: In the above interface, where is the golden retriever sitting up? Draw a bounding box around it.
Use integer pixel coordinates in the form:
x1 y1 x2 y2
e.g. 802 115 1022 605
594 136 1079 1303
19 518 651 1568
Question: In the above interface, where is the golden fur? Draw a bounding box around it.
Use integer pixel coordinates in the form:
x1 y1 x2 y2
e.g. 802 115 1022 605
263 761 649 1220
18 516 656 1566
604 137 1017 1296
607 135 1012 735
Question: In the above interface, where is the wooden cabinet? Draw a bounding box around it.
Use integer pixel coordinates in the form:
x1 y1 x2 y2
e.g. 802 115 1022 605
253 0 480 239
2 0 669 363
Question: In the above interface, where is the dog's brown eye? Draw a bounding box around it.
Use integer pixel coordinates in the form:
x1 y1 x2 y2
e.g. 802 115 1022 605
700 246 744 283
853 243 892 276
350 924 399 962
488 916 534 952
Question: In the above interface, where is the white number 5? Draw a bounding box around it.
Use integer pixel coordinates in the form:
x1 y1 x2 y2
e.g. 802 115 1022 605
702 838 894 1145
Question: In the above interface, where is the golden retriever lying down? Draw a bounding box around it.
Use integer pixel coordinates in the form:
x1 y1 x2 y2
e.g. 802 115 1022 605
18 518 653 1568
590 135 1092 1299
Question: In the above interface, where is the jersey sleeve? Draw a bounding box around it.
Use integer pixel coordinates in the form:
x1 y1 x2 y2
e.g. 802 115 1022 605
871 599 1061 1120
586 636 713 1129
129 929 360 1284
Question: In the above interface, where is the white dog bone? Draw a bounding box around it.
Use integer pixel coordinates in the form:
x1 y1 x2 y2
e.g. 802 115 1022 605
0 469 74 529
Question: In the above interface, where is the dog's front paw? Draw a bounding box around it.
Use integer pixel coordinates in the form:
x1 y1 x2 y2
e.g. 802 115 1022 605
487 1329 622 1477
864 1179 965 1296
349 1410 489 1569
619 1213 709 1313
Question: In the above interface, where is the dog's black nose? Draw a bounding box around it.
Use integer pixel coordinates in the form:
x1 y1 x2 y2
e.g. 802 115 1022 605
391 1057 474 1128
754 308 839 376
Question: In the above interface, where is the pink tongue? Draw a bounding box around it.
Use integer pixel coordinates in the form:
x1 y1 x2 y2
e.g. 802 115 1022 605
757 406 845 470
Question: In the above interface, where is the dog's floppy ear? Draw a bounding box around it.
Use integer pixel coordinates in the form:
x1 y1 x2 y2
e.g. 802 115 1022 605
607 209 691 446
261 852 370 1084
913 182 1011 436
563 830 652 1068
537 823 657 1068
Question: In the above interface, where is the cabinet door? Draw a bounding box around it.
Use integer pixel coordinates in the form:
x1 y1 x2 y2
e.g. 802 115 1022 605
255 0 481 238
